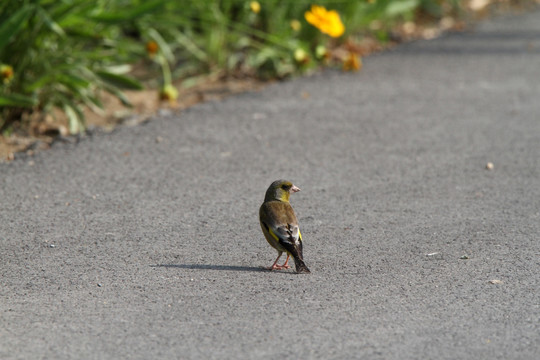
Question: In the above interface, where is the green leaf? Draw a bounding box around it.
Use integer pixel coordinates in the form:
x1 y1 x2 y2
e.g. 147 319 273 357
101 64 132 75
0 5 34 52
25 74 54 93
147 28 175 64
37 6 66 37
63 103 84 134
50 1 94 25
103 85 132 107
85 95 105 115
170 28 208 63
58 73 90 88
91 0 166 24
96 71 143 90
0 93 38 107
385 0 420 17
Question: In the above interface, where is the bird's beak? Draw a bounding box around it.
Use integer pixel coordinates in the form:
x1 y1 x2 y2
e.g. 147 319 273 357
290 185 301 193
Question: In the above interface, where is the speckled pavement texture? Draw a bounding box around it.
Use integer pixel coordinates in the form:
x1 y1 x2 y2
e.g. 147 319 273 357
1 9 540 360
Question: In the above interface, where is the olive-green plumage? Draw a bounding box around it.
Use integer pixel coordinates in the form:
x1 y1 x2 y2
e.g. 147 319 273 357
259 180 310 273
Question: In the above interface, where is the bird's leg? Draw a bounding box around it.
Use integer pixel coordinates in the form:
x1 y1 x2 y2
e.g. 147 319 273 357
280 254 291 269
268 253 287 270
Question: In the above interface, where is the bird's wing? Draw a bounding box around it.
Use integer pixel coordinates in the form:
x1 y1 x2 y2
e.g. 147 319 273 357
267 222 299 245
260 201 301 247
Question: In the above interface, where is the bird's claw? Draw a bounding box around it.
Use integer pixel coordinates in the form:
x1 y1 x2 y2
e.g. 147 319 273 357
268 263 291 271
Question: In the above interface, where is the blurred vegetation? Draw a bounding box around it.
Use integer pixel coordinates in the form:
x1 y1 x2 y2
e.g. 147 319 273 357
1 0 464 136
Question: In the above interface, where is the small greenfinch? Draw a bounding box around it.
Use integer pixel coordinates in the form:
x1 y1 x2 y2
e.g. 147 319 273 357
259 180 310 273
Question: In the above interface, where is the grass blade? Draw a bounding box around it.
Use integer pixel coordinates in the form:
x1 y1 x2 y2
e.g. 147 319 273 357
0 5 34 51
96 71 144 90
0 93 38 107
91 0 166 24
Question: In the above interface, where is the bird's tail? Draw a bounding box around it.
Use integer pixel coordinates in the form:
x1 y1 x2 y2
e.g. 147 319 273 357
293 256 311 274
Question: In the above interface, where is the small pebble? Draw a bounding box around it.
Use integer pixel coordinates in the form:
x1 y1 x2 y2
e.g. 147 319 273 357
488 279 503 285
460 255 469 260
252 112 267 120
426 252 443 260
49 244 56 248
157 108 173 117
97 283 103 287
486 162 494 170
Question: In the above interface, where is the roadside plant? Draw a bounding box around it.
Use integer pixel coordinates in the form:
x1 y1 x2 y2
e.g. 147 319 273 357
0 0 147 134
1 0 464 139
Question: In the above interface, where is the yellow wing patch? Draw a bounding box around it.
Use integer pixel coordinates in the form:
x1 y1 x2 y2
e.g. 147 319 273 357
267 226 281 242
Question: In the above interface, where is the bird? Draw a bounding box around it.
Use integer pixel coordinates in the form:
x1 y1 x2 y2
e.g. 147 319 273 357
259 180 310 273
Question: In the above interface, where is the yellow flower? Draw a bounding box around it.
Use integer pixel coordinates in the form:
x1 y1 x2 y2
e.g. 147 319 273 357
343 52 362 72
1 64 14 84
305 5 345 38
290 19 301 32
250 1 261 14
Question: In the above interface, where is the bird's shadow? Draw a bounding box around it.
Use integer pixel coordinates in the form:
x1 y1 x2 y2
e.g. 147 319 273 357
151 263 269 272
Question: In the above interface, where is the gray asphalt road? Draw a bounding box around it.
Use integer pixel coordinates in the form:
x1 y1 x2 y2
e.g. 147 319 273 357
2 9 540 360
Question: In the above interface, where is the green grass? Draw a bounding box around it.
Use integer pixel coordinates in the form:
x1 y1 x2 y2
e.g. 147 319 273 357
0 0 461 135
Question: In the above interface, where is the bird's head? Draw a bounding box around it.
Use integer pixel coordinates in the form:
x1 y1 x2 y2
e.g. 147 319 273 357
264 179 300 203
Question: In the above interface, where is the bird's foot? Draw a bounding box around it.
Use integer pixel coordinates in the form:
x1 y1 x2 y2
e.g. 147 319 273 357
267 263 290 271
280 255 291 269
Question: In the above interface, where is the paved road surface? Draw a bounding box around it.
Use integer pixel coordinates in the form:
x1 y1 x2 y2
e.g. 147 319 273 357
1 9 540 360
